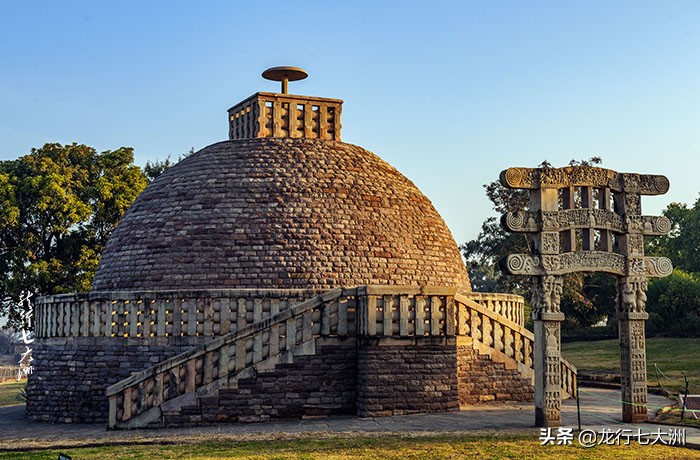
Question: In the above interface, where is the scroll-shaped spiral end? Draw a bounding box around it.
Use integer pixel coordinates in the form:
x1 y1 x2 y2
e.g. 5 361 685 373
503 212 525 231
654 257 673 277
506 254 525 274
502 168 524 188
655 176 670 194
655 216 671 235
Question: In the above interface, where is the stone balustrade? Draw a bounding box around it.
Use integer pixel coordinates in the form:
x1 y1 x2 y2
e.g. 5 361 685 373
102 286 576 428
456 294 532 370
464 292 525 327
228 92 343 141
356 286 455 337
35 288 522 340
34 289 322 339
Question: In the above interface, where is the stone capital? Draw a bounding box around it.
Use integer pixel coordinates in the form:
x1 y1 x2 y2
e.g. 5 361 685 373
617 311 649 321
531 311 566 322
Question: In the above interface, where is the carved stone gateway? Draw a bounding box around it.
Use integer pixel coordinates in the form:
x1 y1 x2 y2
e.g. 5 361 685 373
499 165 673 426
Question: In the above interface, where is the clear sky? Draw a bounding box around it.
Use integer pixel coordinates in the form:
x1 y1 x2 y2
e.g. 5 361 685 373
1 1 698 245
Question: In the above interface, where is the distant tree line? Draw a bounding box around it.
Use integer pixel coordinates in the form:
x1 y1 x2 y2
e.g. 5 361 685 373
0 143 189 330
646 198 700 337
461 158 698 338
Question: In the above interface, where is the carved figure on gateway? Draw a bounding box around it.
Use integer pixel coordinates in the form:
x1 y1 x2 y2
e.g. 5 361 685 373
499 164 673 427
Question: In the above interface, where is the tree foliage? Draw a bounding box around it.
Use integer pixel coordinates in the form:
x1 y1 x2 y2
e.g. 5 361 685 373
647 269 700 337
645 196 700 337
0 143 147 328
647 196 700 273
461 157 616 330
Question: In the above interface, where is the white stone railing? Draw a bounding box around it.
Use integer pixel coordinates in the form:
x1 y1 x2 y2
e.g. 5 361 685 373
464 292 525 327
34 289 323 339
356 286 455 337
35 288 525 340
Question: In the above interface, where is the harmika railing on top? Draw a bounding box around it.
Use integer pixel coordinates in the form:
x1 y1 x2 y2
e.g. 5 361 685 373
227 92 342 141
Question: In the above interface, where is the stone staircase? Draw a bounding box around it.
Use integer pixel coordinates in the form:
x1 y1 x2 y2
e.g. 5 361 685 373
454 293 577 399
107 287 576 429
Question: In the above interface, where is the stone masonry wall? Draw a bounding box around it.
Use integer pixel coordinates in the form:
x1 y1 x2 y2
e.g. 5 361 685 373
92 138 471 293
163 341 357 427
457 345 534 405
26 337 206 423
356 340 460 417
27 336 534 426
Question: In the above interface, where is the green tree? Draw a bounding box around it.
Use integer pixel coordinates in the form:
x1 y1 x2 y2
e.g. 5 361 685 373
644 196 700 337
0 143 147 328
648 196 700 273
647 269 700 337
461 157 616 330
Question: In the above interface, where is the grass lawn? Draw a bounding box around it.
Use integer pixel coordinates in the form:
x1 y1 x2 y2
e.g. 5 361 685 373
562 337 700 394
0 381 25 407
0 434 698 460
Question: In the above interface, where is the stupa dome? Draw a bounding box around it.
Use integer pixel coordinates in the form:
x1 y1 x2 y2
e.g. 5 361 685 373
92 74 471 292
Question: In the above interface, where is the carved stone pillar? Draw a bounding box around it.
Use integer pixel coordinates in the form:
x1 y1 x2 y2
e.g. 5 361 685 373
532 275 565 427
617 276 649 423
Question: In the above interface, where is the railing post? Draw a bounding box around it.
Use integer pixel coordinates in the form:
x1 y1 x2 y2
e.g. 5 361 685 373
445 295 456 336
108 395 117 429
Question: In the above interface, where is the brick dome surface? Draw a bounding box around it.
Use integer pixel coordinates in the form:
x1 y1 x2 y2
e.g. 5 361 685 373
92 138 471 292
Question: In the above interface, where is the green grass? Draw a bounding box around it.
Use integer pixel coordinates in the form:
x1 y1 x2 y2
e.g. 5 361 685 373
0 434 698 460
562 338 700 394
0 381 25 407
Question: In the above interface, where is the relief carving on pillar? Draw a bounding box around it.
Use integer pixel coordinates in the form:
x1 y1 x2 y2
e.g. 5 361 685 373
630 321 645 350
627 234 645 256
618 277 648 314
624 194 642 215
632 386 648 407
531 276 563 314
631 352 646 382
546 355 561 386
544 390 561 419
540 232 559 254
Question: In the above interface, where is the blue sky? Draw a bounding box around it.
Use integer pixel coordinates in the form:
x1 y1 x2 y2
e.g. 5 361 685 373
1 1 698 245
